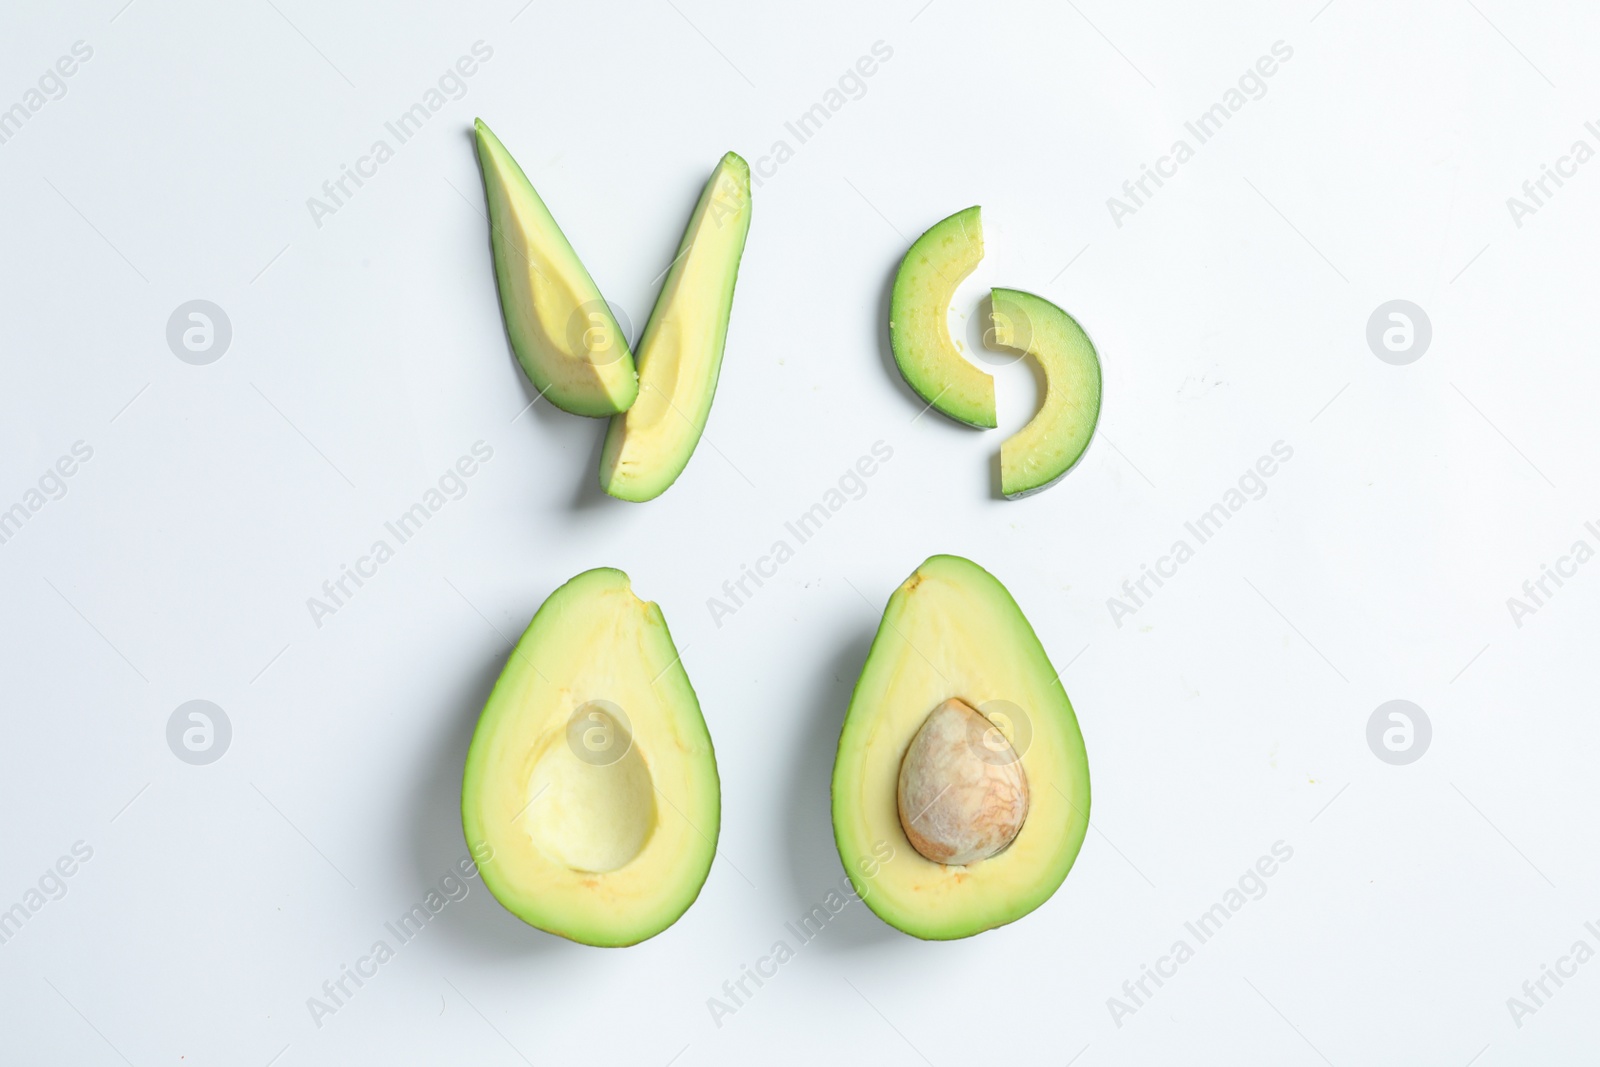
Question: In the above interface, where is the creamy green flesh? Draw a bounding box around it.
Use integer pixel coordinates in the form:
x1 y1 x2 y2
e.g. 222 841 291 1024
600 153 751 501
985 288 1102 499
888 206 995 429
832 555 1090 940
461 568 719 946
475 119 637 417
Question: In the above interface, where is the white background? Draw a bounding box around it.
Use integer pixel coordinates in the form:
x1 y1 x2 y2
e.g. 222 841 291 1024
2 0 1597 1063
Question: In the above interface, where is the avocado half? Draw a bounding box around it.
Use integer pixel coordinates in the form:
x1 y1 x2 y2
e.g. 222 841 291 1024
474 120 639 417
831 555 1090 940
985 288 1103 498
600 152 752 501
461 568 720 946
888 206 995 429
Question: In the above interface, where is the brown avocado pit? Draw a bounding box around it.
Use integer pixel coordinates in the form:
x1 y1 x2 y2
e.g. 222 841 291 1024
896 698 1029 866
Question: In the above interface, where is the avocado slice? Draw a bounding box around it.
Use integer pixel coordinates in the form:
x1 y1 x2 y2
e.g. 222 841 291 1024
985 288 1102 499
474 119 638 417
888 206 995 428
599 152 752 501
461 568 719 946
831 555 1090 940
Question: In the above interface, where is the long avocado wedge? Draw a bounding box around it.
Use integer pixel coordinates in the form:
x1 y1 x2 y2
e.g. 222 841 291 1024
599 152 752 501
474 119 638 417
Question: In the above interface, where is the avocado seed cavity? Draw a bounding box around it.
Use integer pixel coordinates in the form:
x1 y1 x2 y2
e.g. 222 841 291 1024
521 704 657 874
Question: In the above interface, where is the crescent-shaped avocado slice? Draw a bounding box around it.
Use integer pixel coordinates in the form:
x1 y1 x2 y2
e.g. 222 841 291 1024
461 568 720 946
831 555 1090 940
888 206 995 429
600 152 752 501
985 288 1102 499
474 119 638 417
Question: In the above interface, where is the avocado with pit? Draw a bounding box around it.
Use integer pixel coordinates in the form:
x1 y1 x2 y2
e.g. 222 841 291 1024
984 288 1102 498
831 555 1090 940
600 152 752 501
461 568 719 946
474 119 638 417
888 206 995 429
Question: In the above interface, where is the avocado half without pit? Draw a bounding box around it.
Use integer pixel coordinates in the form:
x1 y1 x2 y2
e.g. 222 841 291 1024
461 568 720 946
832 555 1090 940
888 207 1103 498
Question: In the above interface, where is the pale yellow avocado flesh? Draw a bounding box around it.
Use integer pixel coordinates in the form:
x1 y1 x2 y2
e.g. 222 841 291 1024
461 568 719 946
474 119 638 418
832 555 1090 940
600 153 752 501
